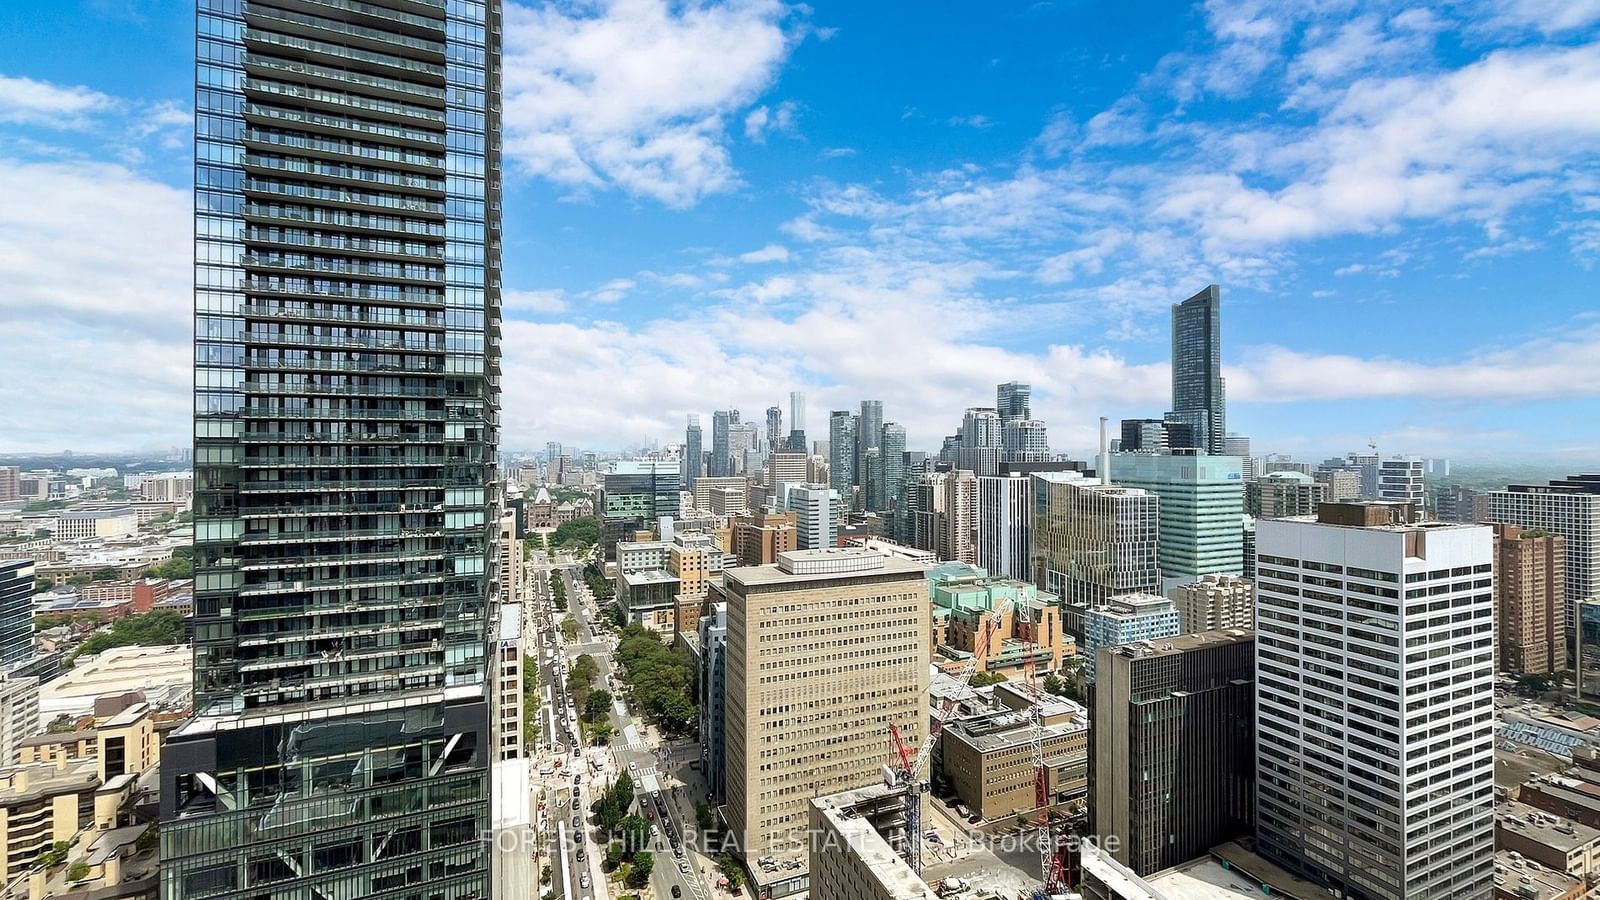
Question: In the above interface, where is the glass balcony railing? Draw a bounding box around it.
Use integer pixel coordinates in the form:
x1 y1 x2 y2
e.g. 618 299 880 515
241 304 443 328
242 381 447 398
244 28 444 79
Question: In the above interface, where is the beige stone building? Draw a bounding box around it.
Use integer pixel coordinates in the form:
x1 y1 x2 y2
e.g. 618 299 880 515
724 548 930 891
809 783 938 900
730 510 797 566
1171 573 1254 633
939 695 1088 821
1495 523 1567 675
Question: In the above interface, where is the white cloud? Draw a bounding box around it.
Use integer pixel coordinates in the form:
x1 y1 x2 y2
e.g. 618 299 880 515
736 243 790 264
743 100 798 143
0 74 116 128
503 0 797 208
820 146 857 158
1484 0 1600 34
505 289 569 313
586 277 636 304
947 114 995 128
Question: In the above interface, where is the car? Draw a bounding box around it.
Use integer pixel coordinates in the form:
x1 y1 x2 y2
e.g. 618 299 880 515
573 773 582 784
579 874 590 889
576 847 585 861
967 813 982 824
572 796 580 809
629 761 639 773
678 860 690 875
645 808 655 820
672 887 682 899
674 843 684 858
572 815 580 828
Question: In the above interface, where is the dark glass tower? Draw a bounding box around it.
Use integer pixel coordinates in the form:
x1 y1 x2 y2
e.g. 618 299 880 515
1169 284 1225 454
684 415 703 490
0 560 34 665
163 1 501 898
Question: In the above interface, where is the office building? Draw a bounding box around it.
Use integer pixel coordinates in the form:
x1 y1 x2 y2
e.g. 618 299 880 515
1254 502 1495 900
498 506 521 611
1495 524 1566 676
1111 452 1245 589
1378 456 1426 509
1080 594 1180 684
976 474 1032 581
698 602 729 802
0 468 17 503
1224 434 1255 478
684 414 704 488
141 472 195 504
53 508 139 541
1119 417 1191 453
1171 573 1253 633
828 411 857 504
1490 476 1600 627
712 409 736 477
723 549 930 890
809 783 937 900
165 3 502 898
1169 284 1226 454
601 459 682 552
857 400 883 493
0 561 33 667
766 452 810 492
1094 629 1255 875
692 475 748 512
997 381 1031 422
785 483 841 550
1031 472 1161 609
941 701 1088 821
1247 471 1326 519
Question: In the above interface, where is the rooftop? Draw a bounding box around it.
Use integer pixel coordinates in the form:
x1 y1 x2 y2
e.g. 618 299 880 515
1493 850 1582 900
811 783 936 900
1498 800 1600 852
727 550 925 587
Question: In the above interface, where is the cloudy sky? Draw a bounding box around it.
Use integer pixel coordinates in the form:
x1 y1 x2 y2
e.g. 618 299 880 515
1 0 1598 461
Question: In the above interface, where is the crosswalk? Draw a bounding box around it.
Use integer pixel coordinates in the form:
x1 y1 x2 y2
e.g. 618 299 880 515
609 740 651 753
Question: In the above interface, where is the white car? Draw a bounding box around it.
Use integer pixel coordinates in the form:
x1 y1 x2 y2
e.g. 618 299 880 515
579 874 590 889
678 859 690 874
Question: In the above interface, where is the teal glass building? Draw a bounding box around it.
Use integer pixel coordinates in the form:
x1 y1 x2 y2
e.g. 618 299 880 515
163 1 502 897
1110 452 1244 589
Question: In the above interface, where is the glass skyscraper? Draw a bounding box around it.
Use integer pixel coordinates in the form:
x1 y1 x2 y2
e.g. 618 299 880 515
1169 284 1225 454
164 1 502 898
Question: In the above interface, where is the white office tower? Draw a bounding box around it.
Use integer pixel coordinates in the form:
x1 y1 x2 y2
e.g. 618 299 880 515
1378 456 1426 508
976 474 1033 580
785 483 841 550
1255 502 1495 900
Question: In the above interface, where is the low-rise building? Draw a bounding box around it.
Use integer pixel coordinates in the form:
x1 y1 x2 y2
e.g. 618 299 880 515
52 509 139 542
939 703 1088 821
0 758 102 885
1496 801 1600 886
809 783 937 900
0 676 40 765
38 645 190 729
1080 594 1180 684
1493 850 1583 900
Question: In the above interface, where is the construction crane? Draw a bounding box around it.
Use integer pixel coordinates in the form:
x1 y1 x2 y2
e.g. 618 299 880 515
885 596 1015 875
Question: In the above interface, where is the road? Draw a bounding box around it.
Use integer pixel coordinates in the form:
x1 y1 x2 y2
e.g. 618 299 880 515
560 563 712 900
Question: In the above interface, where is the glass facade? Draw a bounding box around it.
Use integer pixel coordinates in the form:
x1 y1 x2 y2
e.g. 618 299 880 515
165 0 502 897
1169 284 1225 455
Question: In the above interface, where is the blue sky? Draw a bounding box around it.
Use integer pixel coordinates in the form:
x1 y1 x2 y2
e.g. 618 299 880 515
1 0 1598 461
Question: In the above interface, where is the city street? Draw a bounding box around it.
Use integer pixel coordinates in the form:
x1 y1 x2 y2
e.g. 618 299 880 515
530 556 714 900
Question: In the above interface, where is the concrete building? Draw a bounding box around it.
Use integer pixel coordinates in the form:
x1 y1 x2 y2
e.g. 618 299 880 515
139 472 193 505
0 758 102 886
40 645 190 727
730 510 798 566
1490 475 1600 633
766 452 810 491
0 467 17 502
940 698 1088 821
1377 456 1427 509
493 604 524 761
1315 467 1363 504
723 549 930 890
615 532 729 633
693 476 749 512
499 507 522 611
843 537 937 567
1495 801 1600 887
808 783 937 900
1111 452 1245 590
785 483 841 551
1438 485 1491 524
1246 471 1326 519
1081 594 1180 684
976 474 1032 581
1031 472 1161 616
698 602 729 803
940 471 978 564
1495 524 1567 676
1093 629 1255 875
1171 573 1254 633
928 563 1065 677
1491 852 1582 900
0 676 40 764
52 509 138 541
1255 502 1495 900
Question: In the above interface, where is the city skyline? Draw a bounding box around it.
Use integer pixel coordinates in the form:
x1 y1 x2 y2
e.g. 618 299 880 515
1 2 1599 458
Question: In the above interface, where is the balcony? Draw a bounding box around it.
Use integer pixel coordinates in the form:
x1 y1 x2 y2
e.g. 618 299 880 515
237 476 450 492
242 381 447 398
241 332 446 353
241 304 444 328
